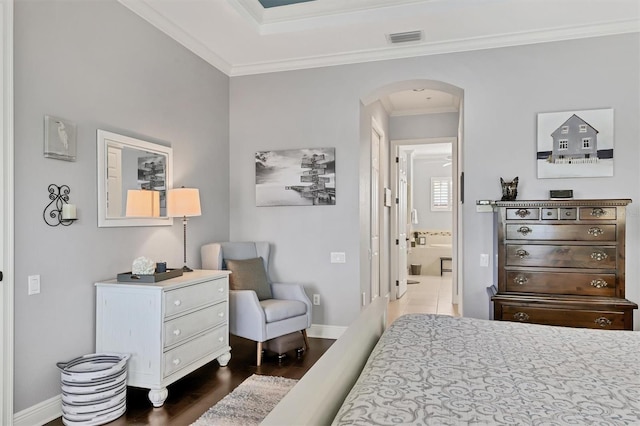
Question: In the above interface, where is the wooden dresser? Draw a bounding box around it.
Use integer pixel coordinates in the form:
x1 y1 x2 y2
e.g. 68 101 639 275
491 199 637 330
95 270 231 407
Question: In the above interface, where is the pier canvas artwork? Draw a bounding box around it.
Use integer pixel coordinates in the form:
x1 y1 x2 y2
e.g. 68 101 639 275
256 148 336 207
537 108 614 178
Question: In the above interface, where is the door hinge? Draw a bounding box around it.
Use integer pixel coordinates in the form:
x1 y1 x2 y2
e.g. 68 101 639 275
395 280 399 286
395 157 399 163
395 197 399 204
395 239 399 245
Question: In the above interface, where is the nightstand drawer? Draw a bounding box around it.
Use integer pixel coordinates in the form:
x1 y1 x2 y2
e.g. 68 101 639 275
164 278 227 317
164 303 227 348
506 208 539 220
506 245 616 269
579 207 616 220
500 304 627 330
505 224 616 241
505 271 616 296
163 326 227 378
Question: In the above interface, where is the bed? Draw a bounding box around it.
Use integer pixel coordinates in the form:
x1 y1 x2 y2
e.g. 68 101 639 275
262 297 640 425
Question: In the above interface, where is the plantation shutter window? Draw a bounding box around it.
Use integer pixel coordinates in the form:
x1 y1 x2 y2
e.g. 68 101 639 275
431 177 452 211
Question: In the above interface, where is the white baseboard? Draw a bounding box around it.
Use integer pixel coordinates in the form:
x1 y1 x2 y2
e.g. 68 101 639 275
14 394 61 426
307 323 347 340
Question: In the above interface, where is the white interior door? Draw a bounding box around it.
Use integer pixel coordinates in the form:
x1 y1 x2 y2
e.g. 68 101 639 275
107 146 122 217
396 150 408 298
370 128 381 300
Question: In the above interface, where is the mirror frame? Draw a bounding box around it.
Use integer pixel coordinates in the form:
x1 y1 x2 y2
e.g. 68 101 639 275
97 129 174 227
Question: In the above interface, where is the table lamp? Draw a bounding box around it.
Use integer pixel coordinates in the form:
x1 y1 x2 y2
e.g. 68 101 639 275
167 187 201 272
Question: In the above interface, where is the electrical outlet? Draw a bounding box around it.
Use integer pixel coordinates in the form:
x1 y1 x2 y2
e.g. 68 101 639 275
480 254 489 267
330 252 346 263
28 275 40 295
313 294 320 305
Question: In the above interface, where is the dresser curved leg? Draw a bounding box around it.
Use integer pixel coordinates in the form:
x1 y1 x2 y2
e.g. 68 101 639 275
217 351 231 367
148 387 169 407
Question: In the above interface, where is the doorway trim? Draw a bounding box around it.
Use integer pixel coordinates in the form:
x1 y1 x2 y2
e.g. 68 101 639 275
1 1 14 424
390 137 461 308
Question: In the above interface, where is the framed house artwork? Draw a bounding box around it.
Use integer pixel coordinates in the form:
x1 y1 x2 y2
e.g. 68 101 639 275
537 108 614 178
256 148 336 206
44 115 77 161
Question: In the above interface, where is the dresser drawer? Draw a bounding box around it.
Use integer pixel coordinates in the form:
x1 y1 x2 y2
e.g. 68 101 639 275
164 278 227 317
579 206 616 220
506 224 616 241
506 207 539 220
163 326 228 378
500 304 627 330
505 271 616 296
164 303 227 348
506 245 616 269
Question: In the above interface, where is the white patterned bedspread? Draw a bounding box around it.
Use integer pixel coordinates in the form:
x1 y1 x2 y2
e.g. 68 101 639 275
332 314 640 425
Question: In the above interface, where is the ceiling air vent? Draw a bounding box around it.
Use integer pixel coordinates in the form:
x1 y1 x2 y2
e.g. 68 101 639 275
388 30 423 44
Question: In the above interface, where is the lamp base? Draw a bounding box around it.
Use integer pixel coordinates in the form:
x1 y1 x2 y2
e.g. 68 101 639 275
182 265 194 272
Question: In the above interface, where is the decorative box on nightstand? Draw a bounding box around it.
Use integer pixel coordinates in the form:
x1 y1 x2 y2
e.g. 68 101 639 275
95 269 231 407
491 199 637 330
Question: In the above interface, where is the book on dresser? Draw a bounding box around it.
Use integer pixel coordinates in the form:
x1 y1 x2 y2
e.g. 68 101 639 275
95 269 231 407
491 199 637 330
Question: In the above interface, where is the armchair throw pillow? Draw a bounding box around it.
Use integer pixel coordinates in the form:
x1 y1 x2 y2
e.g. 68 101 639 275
225 257 273 300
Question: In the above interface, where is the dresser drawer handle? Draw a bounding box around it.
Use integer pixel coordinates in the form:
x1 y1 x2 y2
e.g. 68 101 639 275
515 209 531 218
515 249 529 259
173 329 181 336
517 226 532 236
218 336 224 343
172 358 181 366
588 227 604 237
590 279 608 289
218 287 224 293
594 317 612 327
513 275 528 285
590 252 609 261
590 208 606 218
218 312 225 318
174 300 182 306
513 312 530 322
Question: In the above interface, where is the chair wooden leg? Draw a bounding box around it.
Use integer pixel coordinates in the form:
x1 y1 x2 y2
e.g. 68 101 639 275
257 341 263 366
301 329 310 350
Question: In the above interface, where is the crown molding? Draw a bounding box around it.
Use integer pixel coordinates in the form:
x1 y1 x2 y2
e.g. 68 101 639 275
229 19 640 76
118 0 234 76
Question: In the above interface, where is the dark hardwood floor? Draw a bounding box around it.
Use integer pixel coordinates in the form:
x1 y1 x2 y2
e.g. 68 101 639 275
46 336 334 426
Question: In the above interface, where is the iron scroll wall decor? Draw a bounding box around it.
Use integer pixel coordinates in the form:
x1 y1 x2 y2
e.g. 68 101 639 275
43 184 77 226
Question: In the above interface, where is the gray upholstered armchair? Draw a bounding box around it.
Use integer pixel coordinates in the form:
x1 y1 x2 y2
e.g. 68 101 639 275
201 242 312 366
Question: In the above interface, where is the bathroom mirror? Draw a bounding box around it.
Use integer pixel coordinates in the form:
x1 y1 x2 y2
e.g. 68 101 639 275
97 129 174 227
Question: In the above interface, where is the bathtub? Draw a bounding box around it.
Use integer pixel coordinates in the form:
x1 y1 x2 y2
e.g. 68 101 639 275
408 230 452 276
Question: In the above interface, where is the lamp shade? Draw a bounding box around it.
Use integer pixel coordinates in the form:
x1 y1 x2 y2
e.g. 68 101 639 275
167 187 201 217
126 189 160 217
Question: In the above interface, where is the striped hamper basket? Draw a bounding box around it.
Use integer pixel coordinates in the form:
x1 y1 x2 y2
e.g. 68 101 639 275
56 353 130 426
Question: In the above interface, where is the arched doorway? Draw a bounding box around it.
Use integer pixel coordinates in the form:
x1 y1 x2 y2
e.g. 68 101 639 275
361 79 464 317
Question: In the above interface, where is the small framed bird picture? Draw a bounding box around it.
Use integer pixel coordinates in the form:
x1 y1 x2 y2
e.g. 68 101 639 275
44 115 77 161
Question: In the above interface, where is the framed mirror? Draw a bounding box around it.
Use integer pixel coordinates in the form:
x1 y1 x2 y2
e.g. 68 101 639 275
97 130 174 227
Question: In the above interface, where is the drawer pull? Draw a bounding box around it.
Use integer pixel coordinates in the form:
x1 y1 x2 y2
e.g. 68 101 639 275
515 209 531 218
513 275 528 285
517 226 532 236
590 252 609 261
590 279 608 289
173 329 181 336
174 300 182 306
218 287 225 293
218 312 225 318
594 317 612 327
173 358 181 366
513 312 530 322
515 249 529 259
588 227 604 237
565 211 572 217
590 208 606 218
218 336 224 343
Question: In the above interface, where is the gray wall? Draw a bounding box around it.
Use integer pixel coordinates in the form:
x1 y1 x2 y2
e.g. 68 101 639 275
390 112 459 140
14 0 230 412
412 157 453 230
230 34 640 328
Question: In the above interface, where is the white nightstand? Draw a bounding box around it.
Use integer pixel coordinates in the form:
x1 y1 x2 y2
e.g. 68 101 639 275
95 270 231 407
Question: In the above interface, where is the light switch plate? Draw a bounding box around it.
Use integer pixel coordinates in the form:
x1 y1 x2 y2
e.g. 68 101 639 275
28 275 40 295
331 252 346 263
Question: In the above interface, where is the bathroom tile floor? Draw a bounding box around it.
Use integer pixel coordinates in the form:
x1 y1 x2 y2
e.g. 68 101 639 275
387 274 459 325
